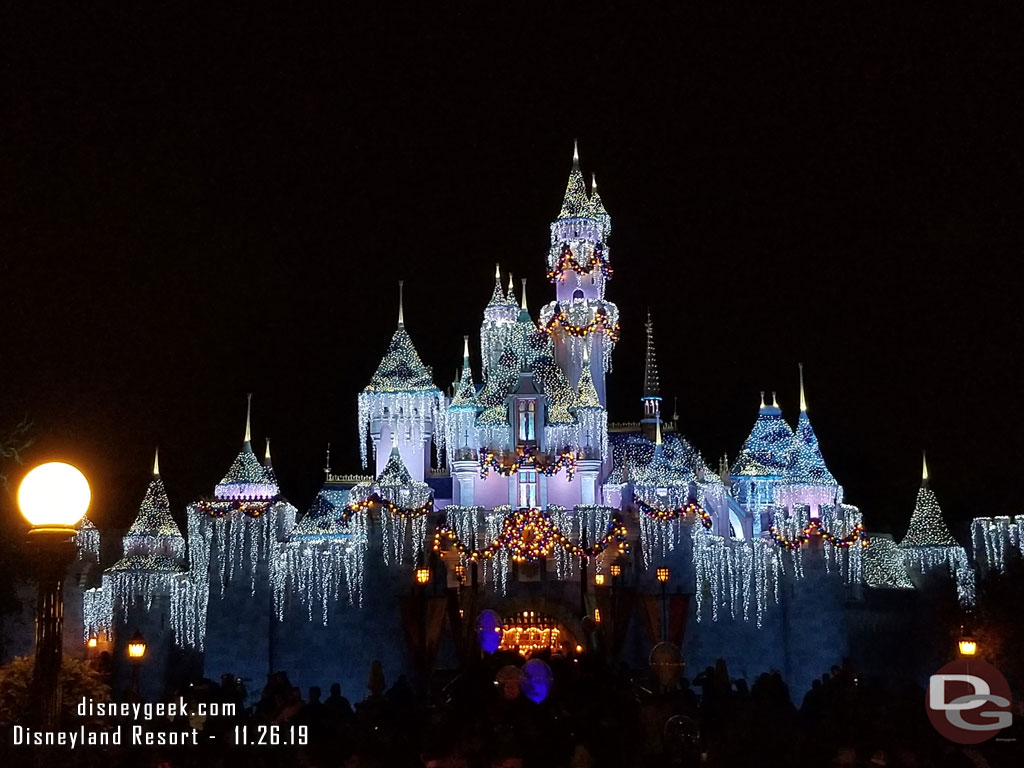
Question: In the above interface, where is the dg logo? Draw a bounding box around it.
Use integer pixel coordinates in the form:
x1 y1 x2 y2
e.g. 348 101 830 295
926 659 1013 744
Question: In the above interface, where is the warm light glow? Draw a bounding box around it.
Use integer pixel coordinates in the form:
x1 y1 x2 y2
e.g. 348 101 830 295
415 567 430 585
454 565 466 583
87 637 98 648
594 573 606 586
656 566 670 583
18 462 91 528
127 631 147 660
959 638 978 656
594 608 601 623
609 564 622 578
575 644 584 654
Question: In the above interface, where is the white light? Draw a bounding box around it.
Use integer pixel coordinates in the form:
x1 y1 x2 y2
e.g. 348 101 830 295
18 462 91 528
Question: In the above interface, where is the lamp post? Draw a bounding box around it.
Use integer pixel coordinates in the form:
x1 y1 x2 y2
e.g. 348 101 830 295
127 630 147 696
656 567 670 642
18 462 91 729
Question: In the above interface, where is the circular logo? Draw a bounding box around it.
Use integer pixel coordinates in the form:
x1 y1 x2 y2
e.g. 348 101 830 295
926 659 1013 744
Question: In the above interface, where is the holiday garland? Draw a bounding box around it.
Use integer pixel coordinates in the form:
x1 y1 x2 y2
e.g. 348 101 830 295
433 507 629 563
546 243 613 282
542 308 621 342
346 493 433 521
635 498 713 529
196 499 273 518
478 445 581 480
768 519 868 550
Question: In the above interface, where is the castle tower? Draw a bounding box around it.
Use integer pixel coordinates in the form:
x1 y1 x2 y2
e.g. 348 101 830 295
778 365 839 518
730 392 795 528
358 281 446 479
539 142 620 406
480 264 519 377
640 311 662 442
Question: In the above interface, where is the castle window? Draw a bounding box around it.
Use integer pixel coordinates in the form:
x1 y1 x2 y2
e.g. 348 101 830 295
572 289 584 300
517 400 536 443
519 470 538 508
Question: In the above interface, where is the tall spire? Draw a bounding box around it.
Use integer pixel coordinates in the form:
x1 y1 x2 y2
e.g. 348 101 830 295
760 391 766 409
153 446 160 476
463 334 470 365
244 393 252 446
799 363 808 412
922 451 929 487
397 280 405 327
450 335 477 408
642 311 660 399
899 454 957 548
506 273 516 304
655 419 663 447
573 138 580 168
324 442 332 477
772 391 779 409
264 438 272 464
520 278 528 311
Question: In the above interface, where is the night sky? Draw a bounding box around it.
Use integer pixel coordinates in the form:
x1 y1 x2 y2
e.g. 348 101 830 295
1 5 1021 539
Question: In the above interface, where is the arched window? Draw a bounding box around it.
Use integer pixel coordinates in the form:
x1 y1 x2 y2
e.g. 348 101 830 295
572 288 585 301
517 400 536 443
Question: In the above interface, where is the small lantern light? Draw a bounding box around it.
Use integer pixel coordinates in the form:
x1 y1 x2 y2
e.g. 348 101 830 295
594 608 601 624
454 564 466 583
609 564 622 578
958 638 978 656
656 567 670 583
127 630 147 660
574 644 584 654
415 566 430 585
594 573 606 587
87 637 98 649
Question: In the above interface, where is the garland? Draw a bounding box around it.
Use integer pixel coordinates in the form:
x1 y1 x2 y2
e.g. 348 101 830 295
768 519 868 550
542 309 621 343
478 445 581 480
636 499 713 529
197 500 272 518
546 243 613 282
346 493 433 521
433 507 629 563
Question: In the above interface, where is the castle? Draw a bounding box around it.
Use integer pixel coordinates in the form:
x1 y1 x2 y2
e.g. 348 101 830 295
56 145 1019 702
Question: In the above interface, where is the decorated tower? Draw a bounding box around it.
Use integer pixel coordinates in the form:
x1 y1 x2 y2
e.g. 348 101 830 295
640 311 662 442
480 265 519 377
730 392 794 526
539 142 620 406
358 281 446 478
778 365 839 518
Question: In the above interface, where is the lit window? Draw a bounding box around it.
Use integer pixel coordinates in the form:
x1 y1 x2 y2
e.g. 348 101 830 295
519 471 538 508
517 400 536 443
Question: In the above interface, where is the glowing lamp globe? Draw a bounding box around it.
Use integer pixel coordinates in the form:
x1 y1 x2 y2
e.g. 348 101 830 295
18 462 91 530
958 638 978 657
594 573 606 586
415 566 430 585
656 566 670 584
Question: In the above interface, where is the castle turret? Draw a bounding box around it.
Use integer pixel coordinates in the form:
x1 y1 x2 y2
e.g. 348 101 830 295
480 265 519 377
358 281 446 478
215 395 280 500
778 365 839 518
730 392 795 515
538 142 620 406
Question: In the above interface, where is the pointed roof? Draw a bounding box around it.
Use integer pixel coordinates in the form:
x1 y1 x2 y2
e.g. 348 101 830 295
783 366 837 486
376 444 415 487
899 456 958 548
591 173 608 218
365 443 433 508
214 398 280 500
290 487 355 540
450 336 479 410
730 394 795 477
558 140 592 220
642 311 660 400
506 273 517 305
127 450 183 539
574 343 602 410
488 264 506 306
364 283 439 393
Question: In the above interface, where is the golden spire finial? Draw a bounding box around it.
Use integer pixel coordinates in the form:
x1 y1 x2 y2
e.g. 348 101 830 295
244 393 252 444
265 438 271 463
494 262 501 280
463 334 470 363
397 280 405 326
922 451 929 485
572 139 579 167
520 278 527 310
655 419 663 447
799 363 807 412
759 391 766 409
772 391 779 409
153 446 160 476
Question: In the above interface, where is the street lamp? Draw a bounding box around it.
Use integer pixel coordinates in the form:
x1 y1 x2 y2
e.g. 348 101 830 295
656 566 670 642
127 630 146 695
958 626 978 657
18 462 91 729
609 564 622 579
415 565 431 585
594 573 606 587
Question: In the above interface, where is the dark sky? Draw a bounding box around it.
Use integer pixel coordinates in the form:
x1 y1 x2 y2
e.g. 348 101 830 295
1 5 1021 539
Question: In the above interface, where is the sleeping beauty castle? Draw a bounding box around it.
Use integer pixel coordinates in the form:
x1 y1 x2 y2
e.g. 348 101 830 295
64 145 1015 701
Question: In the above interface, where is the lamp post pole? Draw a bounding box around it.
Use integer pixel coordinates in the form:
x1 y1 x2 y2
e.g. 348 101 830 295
656 567 670 643
27 531 77 729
